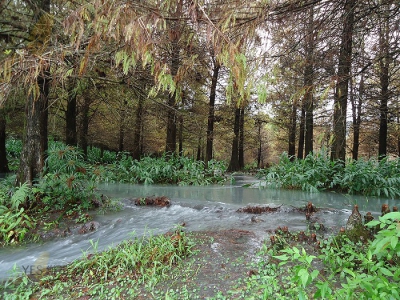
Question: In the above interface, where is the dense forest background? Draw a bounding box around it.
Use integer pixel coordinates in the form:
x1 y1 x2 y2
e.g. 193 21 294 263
1 0 399 182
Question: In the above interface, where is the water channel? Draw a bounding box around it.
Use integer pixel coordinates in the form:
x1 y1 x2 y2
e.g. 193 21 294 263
0 175 399 280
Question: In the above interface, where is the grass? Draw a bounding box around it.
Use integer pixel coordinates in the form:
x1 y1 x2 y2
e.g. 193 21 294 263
1 213 400 299
1 228 195 299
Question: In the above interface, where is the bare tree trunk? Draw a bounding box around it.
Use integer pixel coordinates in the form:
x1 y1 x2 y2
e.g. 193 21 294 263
228 107 240 172
66 79 77 146
205 59 220 166
378 6 390 160
288 102 296 159
178 115 183 155
238 107 245 169
132 96 144 160
331 0 355 161
118 100 127 153
351 70 363 160
196 136 201 161
79 96 90 158
0 108 9 173
297 103 304 159
304 6 315 157
165 0 182 154
256 120 263 168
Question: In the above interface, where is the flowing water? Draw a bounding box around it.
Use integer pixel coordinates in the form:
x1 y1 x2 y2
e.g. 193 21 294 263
0 175 399 280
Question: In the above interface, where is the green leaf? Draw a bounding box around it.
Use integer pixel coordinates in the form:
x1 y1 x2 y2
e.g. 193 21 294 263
273 254 289 261
391 236 398 249
379 267 394 277
298 269 309 287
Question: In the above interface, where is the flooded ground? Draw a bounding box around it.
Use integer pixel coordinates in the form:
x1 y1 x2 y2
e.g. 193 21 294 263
0 175 399 281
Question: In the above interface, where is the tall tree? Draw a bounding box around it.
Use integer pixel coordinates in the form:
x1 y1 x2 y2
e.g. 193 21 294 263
377 2 391 159
205 57 220 165
303 6 315 157
17 0 52 185
228 106 241 172
331 0 356 161
165 0 183 154
0 108 9 172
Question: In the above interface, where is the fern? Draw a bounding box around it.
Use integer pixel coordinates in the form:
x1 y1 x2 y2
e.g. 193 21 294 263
10 183 30 210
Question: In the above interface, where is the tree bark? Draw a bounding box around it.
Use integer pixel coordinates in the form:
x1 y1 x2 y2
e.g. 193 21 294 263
228 107 241 172
331 0 355 161
79 96 90 158
297 103 304 159
238 107 245 169
16 0 51 185
205 59 220 166
0 108 9 173
378 7 390 160
66 79 77 146
178 115 183 155
165 0 182 154
351 70 363 160
132 96 144 160
303 6 314 157
118 100 127 153
288 101 297 159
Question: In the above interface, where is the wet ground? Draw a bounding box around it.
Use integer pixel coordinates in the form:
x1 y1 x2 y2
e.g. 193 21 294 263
135 229 264 299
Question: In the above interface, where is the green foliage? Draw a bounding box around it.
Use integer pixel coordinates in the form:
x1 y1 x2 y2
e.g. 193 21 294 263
2 229 195 298
5 138 22 171
0 183 34 245
254 214 400 299
258 152 400 197
257 151 341 193
332 157 400 198
99 153 227 185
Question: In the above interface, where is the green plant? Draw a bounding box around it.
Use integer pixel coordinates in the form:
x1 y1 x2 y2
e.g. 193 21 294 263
0 183 35 245
258 152 400 198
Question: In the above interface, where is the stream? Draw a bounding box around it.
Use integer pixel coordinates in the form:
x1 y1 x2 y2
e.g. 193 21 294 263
0 174 399 280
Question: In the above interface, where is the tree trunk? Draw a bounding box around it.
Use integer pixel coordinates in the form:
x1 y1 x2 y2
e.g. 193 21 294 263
288 101 296 159
79 96 90 158
165 0 182 154
378 7 390 160
238 107 245 169
66 79 77 146
303 6 314 157
132 96 144 160
351 70 363 160
297 103 304 159
118 100 127 153
205 59 220 166
228 107 240 172
331 0 355 161
17 88 49 185
178 115 183 155
196 136 201 161
16 0 51 186
256 120 263 168
0 108 9 173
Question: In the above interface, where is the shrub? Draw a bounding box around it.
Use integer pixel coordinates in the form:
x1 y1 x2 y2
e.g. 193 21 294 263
258 152 400 197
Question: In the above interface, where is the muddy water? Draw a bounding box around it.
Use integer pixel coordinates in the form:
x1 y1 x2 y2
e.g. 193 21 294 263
0 175 399 280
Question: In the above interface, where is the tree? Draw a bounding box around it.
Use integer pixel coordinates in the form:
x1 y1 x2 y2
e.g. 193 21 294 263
0 108 9 172
16 0 52 185
331 0 356 161
205 56 220 165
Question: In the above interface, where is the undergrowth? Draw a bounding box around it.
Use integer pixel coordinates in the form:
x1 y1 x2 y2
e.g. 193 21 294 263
1 228 195 299
239 212 400 299
257 151 400 198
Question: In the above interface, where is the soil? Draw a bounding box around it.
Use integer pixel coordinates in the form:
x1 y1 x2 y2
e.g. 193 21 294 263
135 228 324 299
